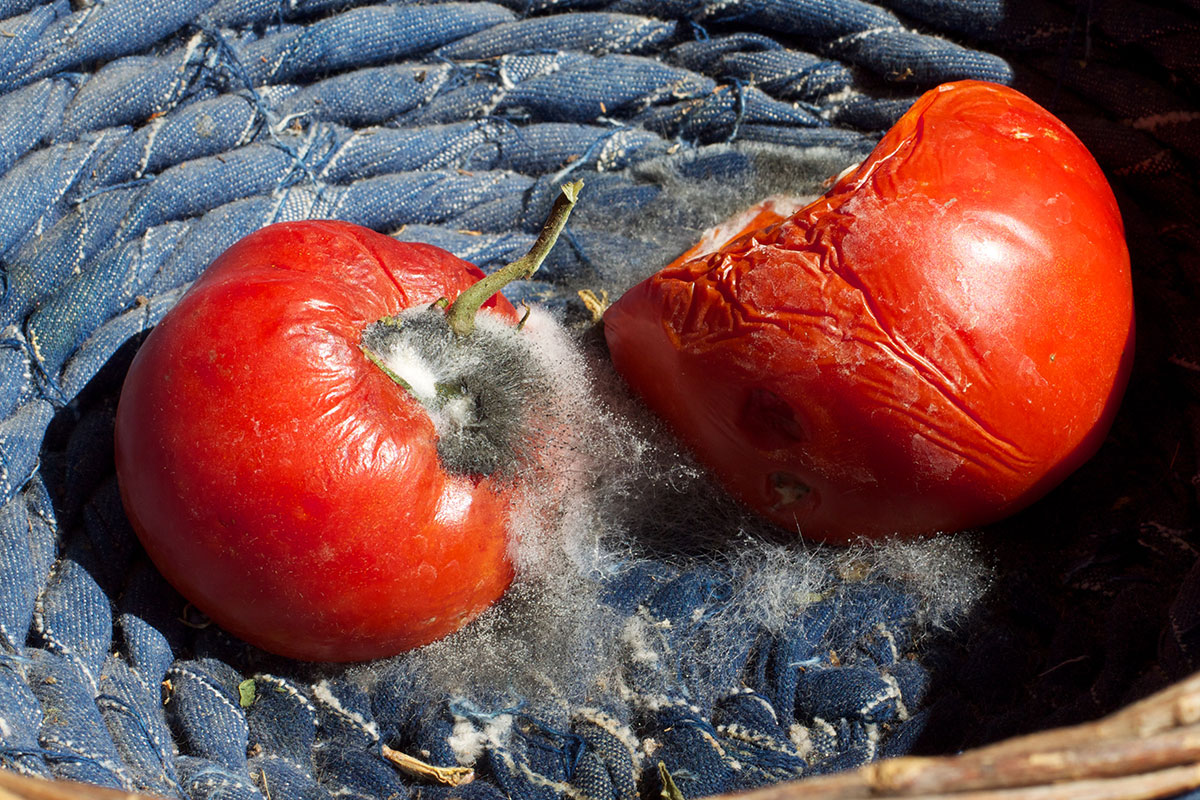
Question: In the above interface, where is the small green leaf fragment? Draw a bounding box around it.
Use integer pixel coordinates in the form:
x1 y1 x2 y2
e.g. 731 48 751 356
238 678 257 708
658 762 685 800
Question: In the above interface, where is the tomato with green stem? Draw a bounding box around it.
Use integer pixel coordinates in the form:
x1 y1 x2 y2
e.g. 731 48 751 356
115 182 581 662
604 81 1134 543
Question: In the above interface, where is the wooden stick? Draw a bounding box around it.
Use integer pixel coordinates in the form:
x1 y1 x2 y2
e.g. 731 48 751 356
737 763 1200 800
713 671 1200 799
0 770 164 800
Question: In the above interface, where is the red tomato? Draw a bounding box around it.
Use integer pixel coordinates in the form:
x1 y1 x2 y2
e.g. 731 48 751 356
115 221 517 661
604 81 1134 544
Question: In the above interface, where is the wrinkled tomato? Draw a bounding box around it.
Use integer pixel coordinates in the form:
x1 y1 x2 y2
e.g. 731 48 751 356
115 221 517 661
604 81 1134 543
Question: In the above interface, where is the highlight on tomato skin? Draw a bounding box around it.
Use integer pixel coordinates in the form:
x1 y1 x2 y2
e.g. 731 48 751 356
603 80 1135 544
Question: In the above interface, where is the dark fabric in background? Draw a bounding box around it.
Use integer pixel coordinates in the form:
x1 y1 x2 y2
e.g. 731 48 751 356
0 1 1196 799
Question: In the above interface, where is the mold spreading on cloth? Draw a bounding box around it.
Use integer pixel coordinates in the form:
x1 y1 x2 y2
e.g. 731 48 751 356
332 149 994 766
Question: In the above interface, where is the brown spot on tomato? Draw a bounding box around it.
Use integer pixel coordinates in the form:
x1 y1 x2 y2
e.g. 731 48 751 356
741 388 808 450
769 472 815 510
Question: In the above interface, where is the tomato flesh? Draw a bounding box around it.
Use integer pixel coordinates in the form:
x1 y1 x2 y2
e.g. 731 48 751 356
115 221 516 661
604 81 1135 543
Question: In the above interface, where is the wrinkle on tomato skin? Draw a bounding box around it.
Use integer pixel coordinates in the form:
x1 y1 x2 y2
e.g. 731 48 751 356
116 221 519 662
664 209 1036 483
640 255 1033 523
606 81 1133 542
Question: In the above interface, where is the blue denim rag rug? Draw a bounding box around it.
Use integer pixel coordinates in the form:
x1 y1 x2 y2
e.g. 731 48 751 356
0 1 1198 799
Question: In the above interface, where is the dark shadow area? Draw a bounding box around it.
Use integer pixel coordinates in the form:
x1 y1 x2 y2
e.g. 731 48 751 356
905 0 1200 754
912 308 1199 751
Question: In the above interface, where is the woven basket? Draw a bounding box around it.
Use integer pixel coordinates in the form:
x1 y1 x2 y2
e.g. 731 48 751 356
0 1 1196 799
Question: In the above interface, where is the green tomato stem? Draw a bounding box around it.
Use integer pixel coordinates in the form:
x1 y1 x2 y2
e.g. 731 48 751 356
445 180 583 338
359 341 416 396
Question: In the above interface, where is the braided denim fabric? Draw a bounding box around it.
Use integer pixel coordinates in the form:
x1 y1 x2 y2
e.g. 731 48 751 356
1 1 1199 799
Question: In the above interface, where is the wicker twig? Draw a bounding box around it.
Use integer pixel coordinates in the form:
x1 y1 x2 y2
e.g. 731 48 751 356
0 770 164 800
719 670 1200 800
2 671 1200 800
381 744 476 786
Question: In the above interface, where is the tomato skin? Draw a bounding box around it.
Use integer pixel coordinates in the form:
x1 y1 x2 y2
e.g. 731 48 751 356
115 221 517 661
604 81 1134 544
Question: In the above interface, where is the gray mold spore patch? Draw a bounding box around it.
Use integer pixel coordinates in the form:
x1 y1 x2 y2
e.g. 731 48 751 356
349 313 991 724
871 535 993 633
361 306 552 478
347 141 990 736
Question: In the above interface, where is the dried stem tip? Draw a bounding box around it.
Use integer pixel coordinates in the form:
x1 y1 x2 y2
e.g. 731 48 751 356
446 180 584 338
